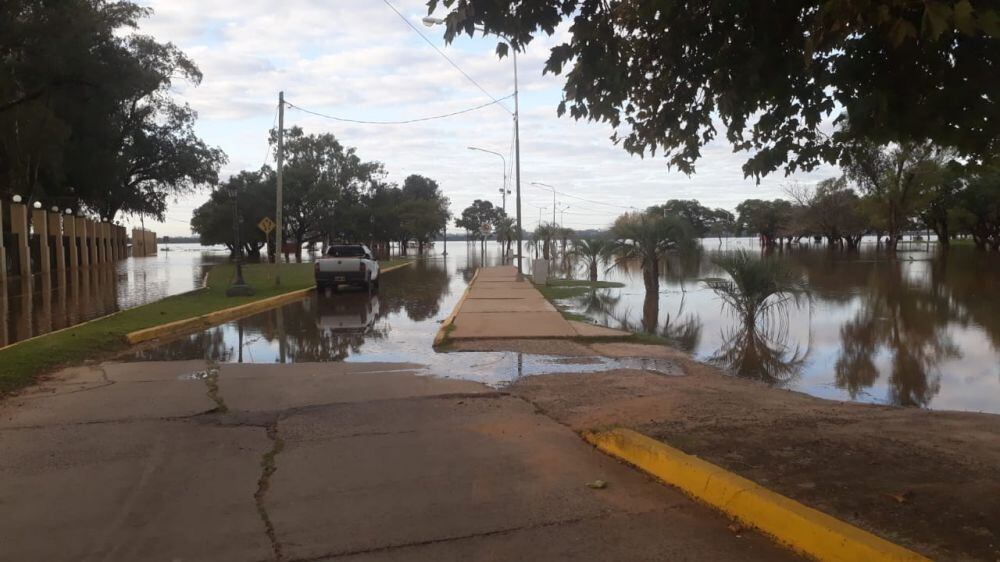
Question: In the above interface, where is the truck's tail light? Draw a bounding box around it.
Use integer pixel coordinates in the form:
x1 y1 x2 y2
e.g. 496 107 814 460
359 261 367 273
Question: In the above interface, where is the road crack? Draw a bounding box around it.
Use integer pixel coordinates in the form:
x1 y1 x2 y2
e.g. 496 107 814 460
202 364 228 414
256 422 286 561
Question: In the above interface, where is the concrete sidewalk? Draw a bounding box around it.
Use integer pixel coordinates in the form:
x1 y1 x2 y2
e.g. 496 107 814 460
447 266 628 340
0 360 797 561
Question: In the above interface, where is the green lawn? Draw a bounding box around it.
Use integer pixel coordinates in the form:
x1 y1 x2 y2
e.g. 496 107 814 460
0 259 410 394
535 278 624 301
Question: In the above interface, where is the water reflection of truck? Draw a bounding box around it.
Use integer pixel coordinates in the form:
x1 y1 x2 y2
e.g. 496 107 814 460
317 293 380 332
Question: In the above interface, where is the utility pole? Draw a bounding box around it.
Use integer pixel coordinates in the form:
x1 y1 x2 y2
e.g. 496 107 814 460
275 91 285 286
513 47 523 275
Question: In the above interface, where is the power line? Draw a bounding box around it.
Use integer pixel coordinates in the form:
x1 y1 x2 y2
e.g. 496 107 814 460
284 94 513 125
525 182 640 211
380 0 513 115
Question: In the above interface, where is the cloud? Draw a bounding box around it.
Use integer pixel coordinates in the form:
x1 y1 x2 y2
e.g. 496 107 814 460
128 0 842 236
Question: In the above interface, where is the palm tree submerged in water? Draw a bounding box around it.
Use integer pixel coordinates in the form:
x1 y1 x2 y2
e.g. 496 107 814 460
703 249 811 384
703 249 809 328
571 237 613 282
609 212 693 296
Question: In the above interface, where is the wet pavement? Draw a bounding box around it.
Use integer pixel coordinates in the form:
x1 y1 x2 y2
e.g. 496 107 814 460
125 256 676 386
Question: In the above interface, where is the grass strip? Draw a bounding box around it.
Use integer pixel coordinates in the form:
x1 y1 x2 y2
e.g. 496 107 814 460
0 259 410 394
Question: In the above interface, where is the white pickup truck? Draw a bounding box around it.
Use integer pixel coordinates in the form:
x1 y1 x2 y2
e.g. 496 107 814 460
314 244 380 291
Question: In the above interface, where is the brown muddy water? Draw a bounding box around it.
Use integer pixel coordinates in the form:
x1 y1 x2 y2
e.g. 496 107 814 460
1 243 227 346
127 240 999 414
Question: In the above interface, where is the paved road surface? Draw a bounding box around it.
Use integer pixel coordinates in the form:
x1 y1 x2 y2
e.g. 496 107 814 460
0 358 799 561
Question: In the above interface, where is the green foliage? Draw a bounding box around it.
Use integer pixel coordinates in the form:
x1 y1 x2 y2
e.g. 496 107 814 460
703 249 809 327
429 0 1000 179
570 237 613 281
735 199 794 246
456 199 505 241
0 0 223 219
841 139 950 249
609 211 693 294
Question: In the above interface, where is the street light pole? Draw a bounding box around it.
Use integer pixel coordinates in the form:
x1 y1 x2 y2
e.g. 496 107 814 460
424 17 522 274
467 146 508 212
531 182 557 225
226 184 255 297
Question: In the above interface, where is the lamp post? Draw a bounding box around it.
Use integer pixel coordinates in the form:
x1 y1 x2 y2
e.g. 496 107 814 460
226 184 255 297
530 182 559 225
424 16 523 274
467 146 510 212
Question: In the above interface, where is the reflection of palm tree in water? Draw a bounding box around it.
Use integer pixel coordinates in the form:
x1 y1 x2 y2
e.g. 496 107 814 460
709 321 808 386
702 249 810 384
605 290 702 353
835 259 958 407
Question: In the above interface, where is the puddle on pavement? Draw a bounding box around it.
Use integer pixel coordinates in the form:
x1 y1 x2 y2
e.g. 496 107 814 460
121 255 680 388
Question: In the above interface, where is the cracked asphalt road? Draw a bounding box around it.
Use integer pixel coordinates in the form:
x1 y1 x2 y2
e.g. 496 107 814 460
0 360 800 561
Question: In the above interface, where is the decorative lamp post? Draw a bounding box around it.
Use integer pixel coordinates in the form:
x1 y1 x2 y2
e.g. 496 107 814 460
226 183 255 297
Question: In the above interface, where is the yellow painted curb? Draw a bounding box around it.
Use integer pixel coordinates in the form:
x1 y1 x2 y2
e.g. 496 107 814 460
126 260 415 345
584 428 929 562
125 287 314 344
433 268 479 347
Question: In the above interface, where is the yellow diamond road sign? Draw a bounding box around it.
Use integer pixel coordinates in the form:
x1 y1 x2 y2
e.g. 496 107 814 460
257 217 276 234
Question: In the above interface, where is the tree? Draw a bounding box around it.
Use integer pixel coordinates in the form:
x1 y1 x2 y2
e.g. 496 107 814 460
190 170 274 257
571 237 613 282
842 141 946 250
952 167 1000 250
274 127 383 261
455 199 503 254
735 199 794 247
0 1 223 219
429 0 1000 179
609 211 692 296
647 200 714 237
920 162 965 247
399 175 450 254
799 177 871 248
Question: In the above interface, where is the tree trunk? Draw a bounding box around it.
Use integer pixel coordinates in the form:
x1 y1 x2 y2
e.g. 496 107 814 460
589 261 598 282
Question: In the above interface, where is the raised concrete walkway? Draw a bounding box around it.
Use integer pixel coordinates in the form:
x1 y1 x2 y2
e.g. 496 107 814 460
446 266 629 341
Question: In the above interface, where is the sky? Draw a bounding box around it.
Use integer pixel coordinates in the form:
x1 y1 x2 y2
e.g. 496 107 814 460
130 0 841 237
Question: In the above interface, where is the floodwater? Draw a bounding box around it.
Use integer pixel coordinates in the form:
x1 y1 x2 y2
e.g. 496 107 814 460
1 243 228 346
128 246 680 387
126 240 999 414
547 238 1000 414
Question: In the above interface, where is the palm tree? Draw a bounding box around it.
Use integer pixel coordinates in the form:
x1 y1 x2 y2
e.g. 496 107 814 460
609 212 693 295
571 237 613 282
533 223 558 260
494 216 517 260
702 249 809 327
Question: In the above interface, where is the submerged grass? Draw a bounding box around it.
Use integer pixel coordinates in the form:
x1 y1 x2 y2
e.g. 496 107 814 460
0 259 410 394
536 278 624 301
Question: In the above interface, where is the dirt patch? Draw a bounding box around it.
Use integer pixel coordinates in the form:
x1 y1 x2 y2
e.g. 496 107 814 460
510 347 1000 562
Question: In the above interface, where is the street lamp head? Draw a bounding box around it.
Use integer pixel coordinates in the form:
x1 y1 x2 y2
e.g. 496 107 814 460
32 201 42 209
65 208 73 215
422 16 445 27
11 194 22 203
51 206 59 212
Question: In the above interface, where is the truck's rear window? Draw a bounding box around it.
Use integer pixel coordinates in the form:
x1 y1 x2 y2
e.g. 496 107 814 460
327 246 365 257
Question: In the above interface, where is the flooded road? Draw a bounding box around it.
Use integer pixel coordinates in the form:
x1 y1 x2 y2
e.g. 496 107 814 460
1 243 227 346
129 251 678 387
128 240 1000 414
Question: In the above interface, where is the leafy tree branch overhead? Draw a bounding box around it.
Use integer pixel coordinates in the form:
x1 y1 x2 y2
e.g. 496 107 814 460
0 0 224 221
427 0 1000 179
